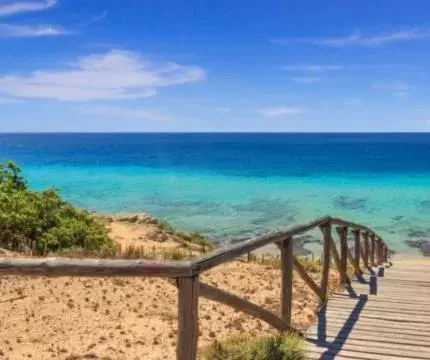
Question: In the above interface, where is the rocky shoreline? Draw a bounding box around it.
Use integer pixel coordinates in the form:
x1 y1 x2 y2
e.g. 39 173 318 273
90 211 318 257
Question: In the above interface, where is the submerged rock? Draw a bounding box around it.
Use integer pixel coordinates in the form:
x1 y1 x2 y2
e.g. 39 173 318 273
113 213 159 225
89 212 113 224
405 238 430 256
333 195 369 211
417 200 430 213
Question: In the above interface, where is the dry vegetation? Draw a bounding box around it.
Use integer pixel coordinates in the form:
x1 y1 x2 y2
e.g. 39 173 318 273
0 215 341 360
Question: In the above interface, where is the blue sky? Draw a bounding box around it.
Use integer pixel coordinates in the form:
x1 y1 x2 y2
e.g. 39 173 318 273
0 0 430 132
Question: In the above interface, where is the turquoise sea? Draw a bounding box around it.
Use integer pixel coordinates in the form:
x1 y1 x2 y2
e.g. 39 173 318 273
1 133 430 255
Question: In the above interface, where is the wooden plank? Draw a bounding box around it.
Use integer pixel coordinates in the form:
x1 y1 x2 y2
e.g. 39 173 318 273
326 300 430 313
198 281 300 334
307 343 430 360
0 258 193 277
192 216 331 273
307 260 430 360
314 318 430 336
177 276 199 360
307 328 430 345
307 334 430 353
307 347 424 360
320 224 332 299
332 294 430 305
325 309 430 323
293 256 322 299
279 237 293 325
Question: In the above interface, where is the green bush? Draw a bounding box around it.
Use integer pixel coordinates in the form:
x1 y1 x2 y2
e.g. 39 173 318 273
201 333 305 360
0 161 114 254
179 231 214 249
159 219 213 250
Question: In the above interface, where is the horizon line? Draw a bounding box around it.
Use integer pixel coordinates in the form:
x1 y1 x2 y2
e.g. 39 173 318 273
1 131 430 135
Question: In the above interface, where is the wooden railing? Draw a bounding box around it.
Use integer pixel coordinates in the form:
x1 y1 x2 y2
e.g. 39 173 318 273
0 215 390 360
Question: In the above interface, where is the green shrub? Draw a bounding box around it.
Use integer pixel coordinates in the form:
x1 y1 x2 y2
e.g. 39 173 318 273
0 161 114 254
159 219 214 251
297 256 321 273
159 219 175 234
178 231 214 250
201 333 305 360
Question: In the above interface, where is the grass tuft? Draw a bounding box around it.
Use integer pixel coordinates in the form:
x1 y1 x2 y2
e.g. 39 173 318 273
200 333 305 360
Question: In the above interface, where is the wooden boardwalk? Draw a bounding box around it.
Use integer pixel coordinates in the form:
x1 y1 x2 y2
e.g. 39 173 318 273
306 259 430 360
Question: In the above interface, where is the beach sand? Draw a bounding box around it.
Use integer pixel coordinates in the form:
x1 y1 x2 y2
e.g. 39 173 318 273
0 215 340 360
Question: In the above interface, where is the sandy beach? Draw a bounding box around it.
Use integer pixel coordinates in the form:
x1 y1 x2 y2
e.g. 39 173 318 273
0 214 340 360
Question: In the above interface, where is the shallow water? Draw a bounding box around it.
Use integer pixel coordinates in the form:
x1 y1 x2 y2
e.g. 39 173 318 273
1 133 430 255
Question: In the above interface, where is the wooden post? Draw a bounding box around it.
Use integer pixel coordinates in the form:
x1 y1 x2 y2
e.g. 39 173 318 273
377 238 382 265
381 241 386 264
336 227 348 285
370 233 376 267
352 229 361 271
363 232 370 267
279 238 293 325
319 223 332 300
384 245 388 263
177 276 199 360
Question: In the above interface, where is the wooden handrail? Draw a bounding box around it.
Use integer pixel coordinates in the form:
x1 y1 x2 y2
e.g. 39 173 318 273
0 215 392 360
0 257 193 277
191 215 331 273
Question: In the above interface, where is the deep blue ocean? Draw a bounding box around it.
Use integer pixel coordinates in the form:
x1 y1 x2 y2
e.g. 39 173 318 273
1 133 430 254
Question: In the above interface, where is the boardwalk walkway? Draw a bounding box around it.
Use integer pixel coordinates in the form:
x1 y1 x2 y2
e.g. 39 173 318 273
306 259 430 360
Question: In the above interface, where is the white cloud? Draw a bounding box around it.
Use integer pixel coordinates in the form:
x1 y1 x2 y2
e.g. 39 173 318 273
0 49 205 101
292 76 322 84
258 106 305 118
0 23 69 37
81 10 108 26
273 28 430 47
82 105 174 122
0 0 56 16
284 65 343 72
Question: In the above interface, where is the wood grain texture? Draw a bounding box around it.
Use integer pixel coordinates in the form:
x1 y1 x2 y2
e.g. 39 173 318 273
177 276 199 360
0 258 193 277
370 233 376 267
306 260 430 360
320 224 332 299
336 226 348 284
192 216 331 273
352 229 361 271
198 281 300 334
293 256 322 299
362 232 370 267
279 237 293 325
